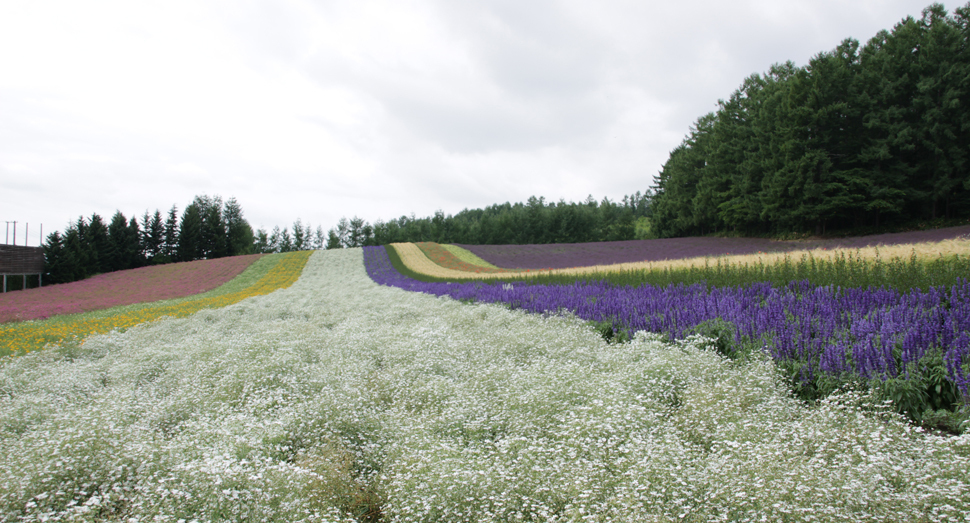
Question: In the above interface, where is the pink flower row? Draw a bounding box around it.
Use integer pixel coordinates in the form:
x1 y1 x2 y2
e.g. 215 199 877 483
0 254 264 323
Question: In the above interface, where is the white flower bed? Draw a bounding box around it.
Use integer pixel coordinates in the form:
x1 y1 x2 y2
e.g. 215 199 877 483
1 249 968 522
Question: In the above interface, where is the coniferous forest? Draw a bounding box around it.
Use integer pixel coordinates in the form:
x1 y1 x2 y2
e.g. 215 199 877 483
651 3 970 238
323 193 653 249
42 196 260 285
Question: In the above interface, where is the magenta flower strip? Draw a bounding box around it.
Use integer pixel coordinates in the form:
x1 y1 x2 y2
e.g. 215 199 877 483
0 254 264 323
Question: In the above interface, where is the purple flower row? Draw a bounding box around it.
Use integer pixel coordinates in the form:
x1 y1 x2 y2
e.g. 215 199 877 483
364 246 970 396
455 224 970 269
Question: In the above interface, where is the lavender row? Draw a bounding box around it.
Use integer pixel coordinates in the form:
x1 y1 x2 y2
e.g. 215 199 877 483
455 224 970 269
364 245 970 398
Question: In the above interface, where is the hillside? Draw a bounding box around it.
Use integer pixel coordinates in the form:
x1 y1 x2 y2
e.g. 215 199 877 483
0 254 265 324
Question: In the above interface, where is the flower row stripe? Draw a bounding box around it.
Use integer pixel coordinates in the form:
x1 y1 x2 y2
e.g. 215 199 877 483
414 242 518 273
365 245 970 398
440 244 503 269
396 238 970 281
0 254 266 324
1 250 312 357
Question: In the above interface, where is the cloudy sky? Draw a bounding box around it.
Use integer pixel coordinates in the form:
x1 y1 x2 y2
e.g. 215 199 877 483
0 0 939 244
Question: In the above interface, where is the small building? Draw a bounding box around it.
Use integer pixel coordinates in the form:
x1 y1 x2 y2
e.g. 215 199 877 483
0 245 45 292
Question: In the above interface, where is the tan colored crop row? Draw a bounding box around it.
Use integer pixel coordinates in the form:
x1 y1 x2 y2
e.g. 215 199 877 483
393 238 970 280
440 244 501 269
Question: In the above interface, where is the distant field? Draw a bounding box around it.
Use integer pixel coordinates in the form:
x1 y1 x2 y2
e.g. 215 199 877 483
393 234 970 289
455 225 970 269
0 254 265 324
0 252 311 357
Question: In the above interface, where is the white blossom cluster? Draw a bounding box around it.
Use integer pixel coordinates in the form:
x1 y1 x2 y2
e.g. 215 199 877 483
1 249 968 522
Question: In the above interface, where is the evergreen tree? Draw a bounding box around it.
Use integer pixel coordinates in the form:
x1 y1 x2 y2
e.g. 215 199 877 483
107 211 130 272
142 210 166 263
177 203 203 261
223 197 254 256
313 225 325 250
196 195 226 259
126 216 144 269
163 205 180 261
253 228 271 253
86 214 110 274
42 231 70 284
325 229 342 249
292 219 308 251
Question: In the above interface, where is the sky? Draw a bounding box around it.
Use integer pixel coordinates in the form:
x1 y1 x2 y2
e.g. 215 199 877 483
0 0 942 245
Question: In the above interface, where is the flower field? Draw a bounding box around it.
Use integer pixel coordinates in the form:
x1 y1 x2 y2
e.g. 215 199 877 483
368 245 970 428
0 254 265 324
0 251 311 358
413 242 517 274
2 248 969 522
455 225 970 269
394 238 970 294
439 244 501 269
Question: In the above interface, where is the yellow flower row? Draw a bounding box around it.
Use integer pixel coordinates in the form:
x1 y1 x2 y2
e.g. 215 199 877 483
0 251 313 358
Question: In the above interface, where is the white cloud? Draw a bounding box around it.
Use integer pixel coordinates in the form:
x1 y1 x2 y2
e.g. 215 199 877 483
0 0 938 240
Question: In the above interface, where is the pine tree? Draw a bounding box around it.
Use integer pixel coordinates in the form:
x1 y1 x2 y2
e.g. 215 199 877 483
253 228 271 253
292 219 307 251
126 216 144 269
223 197 254 256
313 225 325 250
325 229 342 249
163 205 180 261
196 195 226 259
107 211 130 272
86 214 110 274
143 210 165 263
177 203 203 261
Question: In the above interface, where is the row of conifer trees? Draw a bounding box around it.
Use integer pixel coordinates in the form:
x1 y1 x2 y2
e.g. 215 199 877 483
651 3 970 238
43 195 257 284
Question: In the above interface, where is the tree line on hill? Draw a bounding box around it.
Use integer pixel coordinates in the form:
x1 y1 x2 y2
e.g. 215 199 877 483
42 195 332 285
40 192 653 283
651 3 970 238
322 192 653 248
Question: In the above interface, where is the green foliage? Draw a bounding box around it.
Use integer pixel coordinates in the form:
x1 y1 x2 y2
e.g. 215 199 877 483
589 319 631 344
652 3 970 238
330 191 653 247
688 318 750 360
43 195 259 285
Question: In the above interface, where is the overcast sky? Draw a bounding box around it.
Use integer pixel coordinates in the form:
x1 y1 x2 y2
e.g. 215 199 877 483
0 0 940 244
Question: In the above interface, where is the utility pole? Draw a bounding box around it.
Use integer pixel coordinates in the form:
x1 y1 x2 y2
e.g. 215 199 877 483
11 221 16 246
